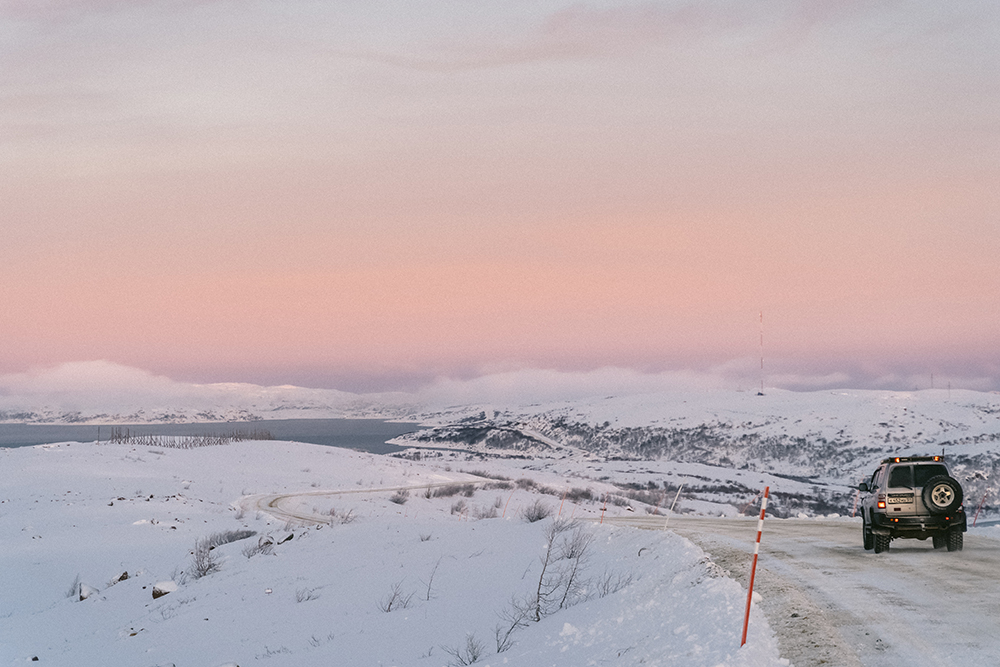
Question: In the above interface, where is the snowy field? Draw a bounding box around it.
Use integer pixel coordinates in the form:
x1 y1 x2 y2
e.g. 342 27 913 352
1 439 786 667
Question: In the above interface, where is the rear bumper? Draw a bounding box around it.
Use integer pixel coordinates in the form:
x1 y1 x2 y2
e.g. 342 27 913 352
871 510 967 537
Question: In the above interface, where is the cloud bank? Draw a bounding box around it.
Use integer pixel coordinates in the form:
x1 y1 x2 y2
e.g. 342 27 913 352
2 360 996 423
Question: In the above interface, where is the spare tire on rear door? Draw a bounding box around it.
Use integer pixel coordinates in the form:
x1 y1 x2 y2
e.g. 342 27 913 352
922 475 963 514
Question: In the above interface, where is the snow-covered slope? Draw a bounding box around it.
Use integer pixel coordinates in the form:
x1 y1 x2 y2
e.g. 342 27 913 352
4 362 999 520
0 440 784 667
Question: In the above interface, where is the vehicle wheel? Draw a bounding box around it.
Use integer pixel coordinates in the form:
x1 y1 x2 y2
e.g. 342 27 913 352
922 475 963 514
863 518 874 550
932 533 946 549
946 528 964 552
874 534 890 553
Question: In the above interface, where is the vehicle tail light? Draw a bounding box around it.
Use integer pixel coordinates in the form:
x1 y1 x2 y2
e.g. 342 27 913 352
878 501 886 509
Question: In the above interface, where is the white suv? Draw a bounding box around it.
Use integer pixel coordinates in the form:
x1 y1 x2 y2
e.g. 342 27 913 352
857 456 966 553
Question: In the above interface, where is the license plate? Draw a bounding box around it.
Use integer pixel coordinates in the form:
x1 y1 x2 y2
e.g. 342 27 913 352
888 494 913 504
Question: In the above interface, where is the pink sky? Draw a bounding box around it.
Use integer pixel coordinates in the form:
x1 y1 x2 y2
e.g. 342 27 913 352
2 1 999 392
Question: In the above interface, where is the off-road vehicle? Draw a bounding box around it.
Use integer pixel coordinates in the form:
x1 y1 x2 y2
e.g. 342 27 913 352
857 456 966 553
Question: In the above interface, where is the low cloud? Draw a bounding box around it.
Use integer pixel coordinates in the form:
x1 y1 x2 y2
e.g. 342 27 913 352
1 360 996 421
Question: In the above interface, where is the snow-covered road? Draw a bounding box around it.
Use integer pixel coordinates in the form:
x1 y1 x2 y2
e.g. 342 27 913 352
603 515 1000 667
236 479 491 526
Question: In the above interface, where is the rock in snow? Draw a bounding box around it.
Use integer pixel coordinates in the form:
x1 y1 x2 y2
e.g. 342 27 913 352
152 581 178 599
78 583 99 601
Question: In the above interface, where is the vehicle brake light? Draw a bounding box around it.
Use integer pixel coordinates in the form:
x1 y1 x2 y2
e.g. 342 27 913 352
878 501 886 509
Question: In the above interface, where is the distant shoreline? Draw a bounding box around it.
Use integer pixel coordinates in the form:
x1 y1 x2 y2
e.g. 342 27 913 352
0 418 422 453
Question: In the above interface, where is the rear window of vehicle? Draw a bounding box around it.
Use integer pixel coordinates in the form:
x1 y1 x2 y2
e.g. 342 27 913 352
888 466 912 488
914 464 948 487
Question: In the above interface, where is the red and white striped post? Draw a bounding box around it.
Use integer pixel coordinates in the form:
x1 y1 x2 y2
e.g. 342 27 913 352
741 486 769 647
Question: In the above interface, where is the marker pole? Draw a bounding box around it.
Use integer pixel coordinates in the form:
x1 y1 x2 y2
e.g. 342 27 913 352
740 490 762 515
662 483 684 530
741 486 769 647
974 491 989 527
502 489 515 518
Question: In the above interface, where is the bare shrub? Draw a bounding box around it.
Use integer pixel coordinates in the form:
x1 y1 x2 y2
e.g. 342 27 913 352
473 504 498 520
326 507 357 524
421 557 442 601
242 538 273 559
191 538 222 579
296 587 320 603
203 529 256 549
555 525 594 609
596 569 634 597
530 520 571 620
464 470 509 481
495 596 532 652
66 574 81 599
434 484 476 498
419 533 433 542
521 499 552 523
442 634 485 666
451 499 467 515
378 582 415 612
389 489 410 505
495 519 601 651
565 487 594 502
515 478 536 490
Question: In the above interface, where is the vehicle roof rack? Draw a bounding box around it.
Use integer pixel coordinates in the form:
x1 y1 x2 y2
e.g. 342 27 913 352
879 455 944 464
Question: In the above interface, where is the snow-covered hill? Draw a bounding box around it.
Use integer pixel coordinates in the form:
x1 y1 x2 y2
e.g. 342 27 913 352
5 363 999 519
0 439 785 667
394 387 1000 518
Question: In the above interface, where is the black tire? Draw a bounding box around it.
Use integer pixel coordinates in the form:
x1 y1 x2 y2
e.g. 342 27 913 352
922 475 963 515
932 533 946 549
874 533 890 553
863 517 874 550
946 528 964 552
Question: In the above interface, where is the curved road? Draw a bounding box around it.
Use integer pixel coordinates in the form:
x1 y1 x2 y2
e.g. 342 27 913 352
235 480 490 526
602 515 1000 667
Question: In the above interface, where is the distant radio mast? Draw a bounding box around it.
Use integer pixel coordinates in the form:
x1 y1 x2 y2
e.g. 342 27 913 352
758 311 765 396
